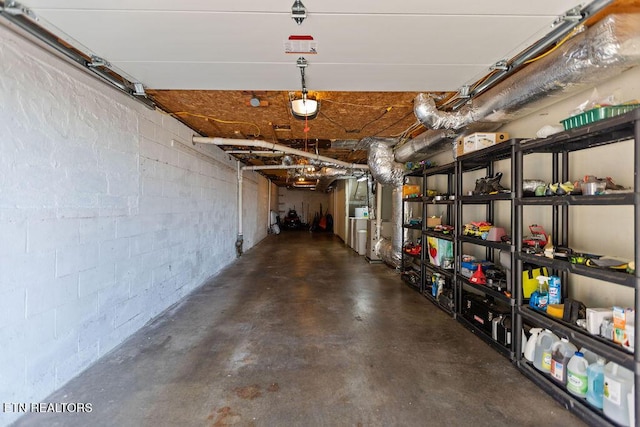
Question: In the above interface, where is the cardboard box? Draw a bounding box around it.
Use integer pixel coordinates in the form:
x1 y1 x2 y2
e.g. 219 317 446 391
456 132 509 157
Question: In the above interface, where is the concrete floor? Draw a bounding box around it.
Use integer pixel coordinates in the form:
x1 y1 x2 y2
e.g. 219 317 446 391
14 232 584 427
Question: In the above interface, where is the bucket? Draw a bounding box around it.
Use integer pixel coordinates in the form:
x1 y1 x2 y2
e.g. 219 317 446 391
533 329 559 373
603 362 634 426
550 338 577 385
567 352 589 398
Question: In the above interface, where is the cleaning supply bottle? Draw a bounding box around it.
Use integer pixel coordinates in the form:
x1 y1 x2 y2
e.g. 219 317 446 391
533 329 559 373
524 328 542 362
550 338 577 385
529 276 549 311
603 362 634 426
586 358 606 409
567 351 589 398
547 275 561 305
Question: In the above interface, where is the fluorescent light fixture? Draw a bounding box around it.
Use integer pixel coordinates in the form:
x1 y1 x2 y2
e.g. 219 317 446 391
291 95 318 120
357 176 368 182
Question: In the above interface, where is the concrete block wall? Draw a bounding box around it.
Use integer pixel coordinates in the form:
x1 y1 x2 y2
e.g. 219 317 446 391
0 24 267 426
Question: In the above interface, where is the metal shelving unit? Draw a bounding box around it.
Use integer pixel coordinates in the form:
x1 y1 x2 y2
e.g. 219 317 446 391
401 167 425 290
513 108 640 427
421 162 456 315
455 140 518 360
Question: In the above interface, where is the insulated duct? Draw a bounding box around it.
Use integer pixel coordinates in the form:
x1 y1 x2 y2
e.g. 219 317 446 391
366 138 404 268
393 129 457 163
414 14 640 130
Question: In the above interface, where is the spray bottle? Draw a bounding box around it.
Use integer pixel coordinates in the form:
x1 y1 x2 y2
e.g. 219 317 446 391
529 276 549 311
548 275 562 305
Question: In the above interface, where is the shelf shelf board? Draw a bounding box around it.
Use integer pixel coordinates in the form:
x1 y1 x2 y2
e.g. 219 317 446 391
516 193 635 206
457 315 514 360
402 197 425 203
519 307 635 370
457 139 517 170
422 291 455 316
458 235 512 251
459 192 514 203
424 263 455 279
517 108 640 154
423 229 455 241
404 168 424 177
517 362 617 427
403 251 421 260
424 163 456 176
403 224 422 230
517 253 636 288
458 275 513 304
425 197 455 205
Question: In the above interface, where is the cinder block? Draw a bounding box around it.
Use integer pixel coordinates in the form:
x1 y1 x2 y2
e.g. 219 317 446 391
25 280 59 319
107 173 139 197
130 232 155 256
114 295 143 328
79 217 117 244
56 242 99 278
140 137 164 162
67 168 108 195
23 310 56 355
108 132 138 155
55 296 97 338
152 263 175 287
78 312 114 351
0 219 27 256
0 251 55 293
97 281 130 315
99 238 131 265
98 148 138 176
28 218 79 253
138 118 156 141
141 175 163 197
0 287 26 327
78 264 115 298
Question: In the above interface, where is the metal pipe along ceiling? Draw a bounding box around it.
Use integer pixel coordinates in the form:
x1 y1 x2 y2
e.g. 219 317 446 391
414 14 640 131
193 137 369 171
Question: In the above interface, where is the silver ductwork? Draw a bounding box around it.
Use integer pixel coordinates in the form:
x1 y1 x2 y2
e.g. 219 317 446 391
394 129 457 163
415 14 640 130
366 137 405 268
366 137 404 187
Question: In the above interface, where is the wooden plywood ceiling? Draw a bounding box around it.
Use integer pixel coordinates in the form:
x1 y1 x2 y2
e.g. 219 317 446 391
20 0 640 186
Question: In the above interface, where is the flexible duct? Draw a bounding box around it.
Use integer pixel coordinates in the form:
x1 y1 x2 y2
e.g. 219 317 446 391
394 129 457 163
414 14 640 130
366 138 405 267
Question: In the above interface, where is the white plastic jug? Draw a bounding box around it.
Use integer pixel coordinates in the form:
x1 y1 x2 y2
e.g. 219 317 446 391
533 329 559 373
586 358 606 409
603 362 634 426
567 352 589 398
550 338 577 385
524 328 542 362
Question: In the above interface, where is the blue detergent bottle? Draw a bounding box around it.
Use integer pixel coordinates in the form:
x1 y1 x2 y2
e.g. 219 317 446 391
586 358 606 409
548 275 561 305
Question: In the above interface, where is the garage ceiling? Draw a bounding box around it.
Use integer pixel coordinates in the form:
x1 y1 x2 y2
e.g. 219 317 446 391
8 0 640 185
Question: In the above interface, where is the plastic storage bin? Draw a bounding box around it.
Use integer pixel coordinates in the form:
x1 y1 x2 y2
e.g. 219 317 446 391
560 104 640 130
